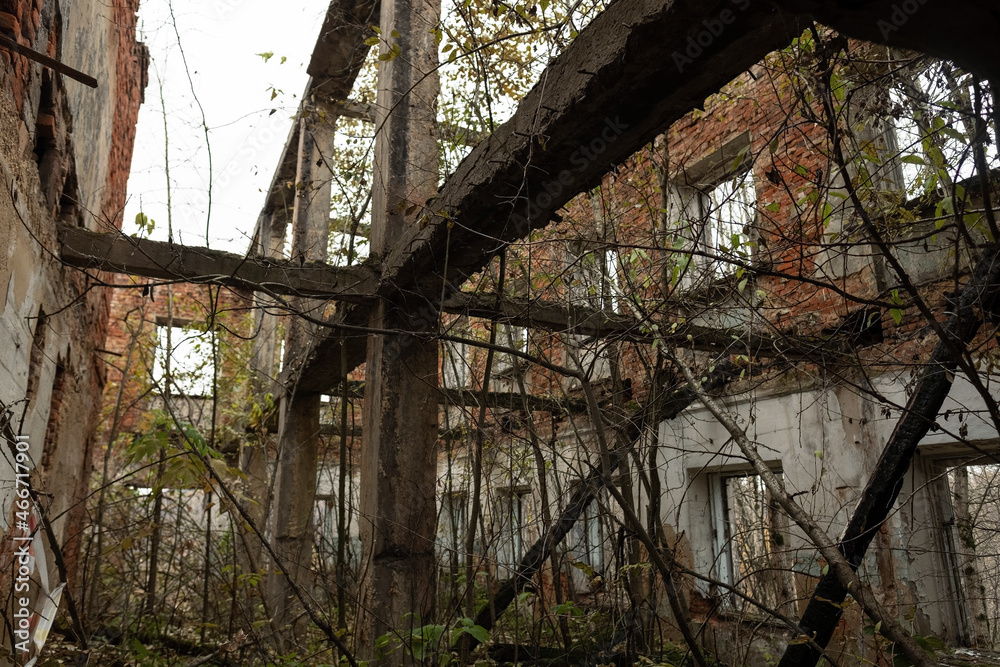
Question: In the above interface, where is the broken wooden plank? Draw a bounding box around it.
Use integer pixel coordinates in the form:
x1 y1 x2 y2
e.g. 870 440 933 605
59 225 378 301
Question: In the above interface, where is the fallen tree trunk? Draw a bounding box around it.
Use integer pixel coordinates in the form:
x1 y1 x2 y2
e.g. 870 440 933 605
469 360 739 646
778 245 1000 667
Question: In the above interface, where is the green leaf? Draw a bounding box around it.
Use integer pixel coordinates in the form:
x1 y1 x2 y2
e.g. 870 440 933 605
452 618 490 645
570 560 596 577
821 202 833 226
551 600 582 616
793 164 809 177
134 211 155 234
256 51 274 62
900 154 925 165
830 71 846 101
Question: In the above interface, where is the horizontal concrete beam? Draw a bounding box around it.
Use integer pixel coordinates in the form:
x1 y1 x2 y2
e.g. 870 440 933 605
59 226 378 301
317 99 487 146
62 224 841 360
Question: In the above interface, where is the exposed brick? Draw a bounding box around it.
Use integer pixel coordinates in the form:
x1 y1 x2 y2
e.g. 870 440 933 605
0 10 18 33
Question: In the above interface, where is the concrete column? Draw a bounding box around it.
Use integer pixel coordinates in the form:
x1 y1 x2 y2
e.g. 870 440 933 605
358 0 441 656
267 106 335 642
237 212 284 612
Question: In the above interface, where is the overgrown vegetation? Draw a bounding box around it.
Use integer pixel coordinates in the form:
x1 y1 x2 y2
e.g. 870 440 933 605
27 5 1000 667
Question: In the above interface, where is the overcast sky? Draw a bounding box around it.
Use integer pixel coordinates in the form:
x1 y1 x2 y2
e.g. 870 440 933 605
122 0 330 254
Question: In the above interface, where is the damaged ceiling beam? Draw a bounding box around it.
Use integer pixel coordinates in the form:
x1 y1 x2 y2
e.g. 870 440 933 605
287 0 1000 395
291 0 810 393
60 225 849 360
59 225 378 301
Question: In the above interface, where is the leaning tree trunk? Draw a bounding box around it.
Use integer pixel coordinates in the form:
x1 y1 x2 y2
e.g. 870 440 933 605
779 246 1000 667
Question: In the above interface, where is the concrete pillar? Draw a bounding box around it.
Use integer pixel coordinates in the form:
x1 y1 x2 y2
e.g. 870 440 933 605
358 0 441 656
236 212 284 613
266 106 335 642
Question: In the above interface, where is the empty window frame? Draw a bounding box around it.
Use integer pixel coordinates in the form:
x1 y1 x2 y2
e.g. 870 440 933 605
945 461 1000 649
667 134 757 283
710 470 795 614
564 334 611 384
494 323 529 378
568 493 604 574
437 492 468 566
696 172 756 277
314 493 362 567
441 339 469 389
566 242 621 313
890 63 998 197
496 488 531 574
153 323 215 398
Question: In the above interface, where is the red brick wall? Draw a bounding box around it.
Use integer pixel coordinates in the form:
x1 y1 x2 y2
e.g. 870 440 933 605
0 0 148 600
100 279 254 438
101 0 147 229
0 0 45 113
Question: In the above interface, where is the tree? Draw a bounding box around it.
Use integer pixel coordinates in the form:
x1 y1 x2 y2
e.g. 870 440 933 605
53 1 1000 665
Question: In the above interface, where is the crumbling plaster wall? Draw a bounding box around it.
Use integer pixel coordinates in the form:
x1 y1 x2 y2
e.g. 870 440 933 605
0 0 145 595
659 371 998 655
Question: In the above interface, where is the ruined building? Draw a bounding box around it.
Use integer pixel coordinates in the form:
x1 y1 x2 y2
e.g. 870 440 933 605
3 0 1000 665
0 0 145 659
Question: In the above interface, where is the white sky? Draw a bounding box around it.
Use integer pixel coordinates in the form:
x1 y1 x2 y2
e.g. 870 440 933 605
123 0 331 254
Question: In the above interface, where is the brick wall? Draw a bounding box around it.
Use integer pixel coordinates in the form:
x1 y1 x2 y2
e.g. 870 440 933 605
0 0 146 605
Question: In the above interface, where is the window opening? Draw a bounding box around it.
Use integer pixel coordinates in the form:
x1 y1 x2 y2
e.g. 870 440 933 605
496 488 530 574
568 492 604 574
711 470 794 614
698 171 755 276
442 339 469 389
946 461 1000 649
437 492 467 566
153 324 215 398
567 242 621 313
890 64 998 197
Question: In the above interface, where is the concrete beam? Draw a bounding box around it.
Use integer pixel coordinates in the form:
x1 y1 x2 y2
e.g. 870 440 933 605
280 0 1000 394
59 225 377 301
61 221 843 360
289 0 808 393
317 98 487 146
